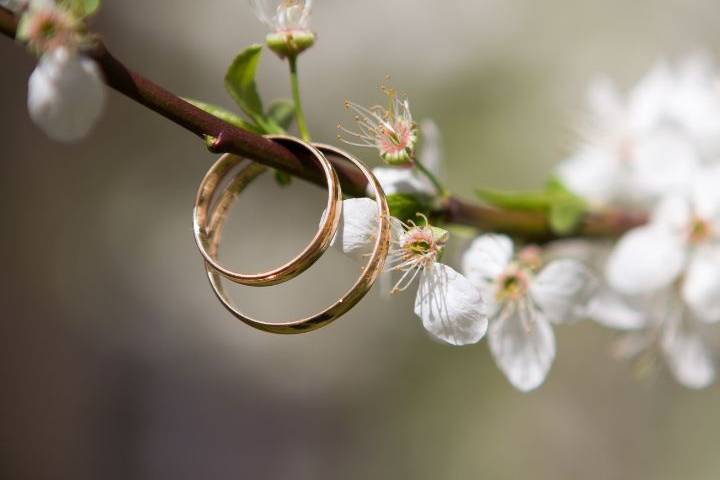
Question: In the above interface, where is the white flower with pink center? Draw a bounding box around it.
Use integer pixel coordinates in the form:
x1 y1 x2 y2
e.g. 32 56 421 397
462 235 593 391
606 166 720 320
340 85 419 166
371 119 445 197
334 199 487 346
17 0 80 53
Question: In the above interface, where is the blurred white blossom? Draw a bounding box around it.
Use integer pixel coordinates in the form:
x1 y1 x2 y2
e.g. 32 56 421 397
28 46 105 142
606 167 720 322
463 235 593 391
335 199 487 346
605 289 715 389
557 55 720 207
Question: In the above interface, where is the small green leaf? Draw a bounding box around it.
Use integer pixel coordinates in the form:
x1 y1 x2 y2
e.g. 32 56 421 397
546 177 587 234
184 98 263 133
476 189 552 211
266 99 295 130
274 170 293 187
549 199 586 235
386 194 432 223
82 0 101 16
224 45 276 132
478 178 588 236
59 0 101 17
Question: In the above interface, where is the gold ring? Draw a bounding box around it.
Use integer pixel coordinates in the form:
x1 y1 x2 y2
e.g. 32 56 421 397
202 143 391 334
193 135 343 286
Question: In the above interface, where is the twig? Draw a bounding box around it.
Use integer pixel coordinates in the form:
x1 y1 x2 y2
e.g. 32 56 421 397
0 6 647 242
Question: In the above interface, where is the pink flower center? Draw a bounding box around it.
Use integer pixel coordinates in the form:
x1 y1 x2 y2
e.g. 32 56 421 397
378 121 412 155
688 217 712 244
496 266 529 301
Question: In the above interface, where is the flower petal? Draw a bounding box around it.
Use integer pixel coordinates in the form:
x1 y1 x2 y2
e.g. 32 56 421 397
652 194 692 230
586 287 647 330
691 165 720 221
418 119 445 180
462 234 514 315
555 146 622 205
606 225 686 295
414 263 487 346
369 167 435 197
628 61 675 131
28 48 106 142
661 314 715 389
683 245 720 324
488 301 556 392
462 234 514 282
333 198 402 262
631 129 699 200
530 259 594 324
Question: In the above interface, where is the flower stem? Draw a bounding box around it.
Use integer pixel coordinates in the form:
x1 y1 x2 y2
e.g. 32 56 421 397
415 159 448 198
288 54 310 141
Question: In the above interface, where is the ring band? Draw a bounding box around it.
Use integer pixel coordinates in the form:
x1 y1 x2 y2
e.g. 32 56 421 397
201 143 391 334
193 135 343 286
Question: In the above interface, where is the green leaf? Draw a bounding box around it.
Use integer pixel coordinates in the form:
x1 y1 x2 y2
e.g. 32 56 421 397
82 0 101 16
224 45 277 132
59 0 101 17
476 189 552 211
273 170 293 187
184 98 263 134
478 178 588 235
549 198 586 235
386 194 432 223
547 178 587 235
266 99 295 130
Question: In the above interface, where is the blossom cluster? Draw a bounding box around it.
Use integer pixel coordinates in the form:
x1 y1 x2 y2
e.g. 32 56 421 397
339 55 720 391
337 112 594 391
555 54 720 389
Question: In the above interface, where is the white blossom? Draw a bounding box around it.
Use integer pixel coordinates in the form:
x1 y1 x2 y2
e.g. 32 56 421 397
371 119 444 197
16 0 81 53
556 55 720 207
606 167 720 323
339 84 418 166
599 290 716 389
335 198 487 346
462 235 593 391
28 46 105 142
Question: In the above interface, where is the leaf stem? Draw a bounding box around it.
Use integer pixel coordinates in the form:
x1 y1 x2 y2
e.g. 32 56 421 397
288 54 310 141
415 159 448 198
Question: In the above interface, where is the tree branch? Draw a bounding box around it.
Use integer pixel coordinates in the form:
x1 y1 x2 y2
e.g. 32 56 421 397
0 6 647 242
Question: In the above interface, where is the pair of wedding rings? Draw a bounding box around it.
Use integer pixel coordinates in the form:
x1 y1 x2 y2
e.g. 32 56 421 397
192 135 391 334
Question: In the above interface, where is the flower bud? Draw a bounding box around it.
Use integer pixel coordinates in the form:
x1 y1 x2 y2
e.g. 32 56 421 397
265 30 315 58
249 0 315 57
28 46 106 142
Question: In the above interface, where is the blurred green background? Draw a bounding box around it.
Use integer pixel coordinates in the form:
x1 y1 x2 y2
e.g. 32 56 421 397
2 1 720 478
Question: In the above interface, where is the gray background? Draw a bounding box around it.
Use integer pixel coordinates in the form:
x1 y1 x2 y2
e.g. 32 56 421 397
2 1 720 478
